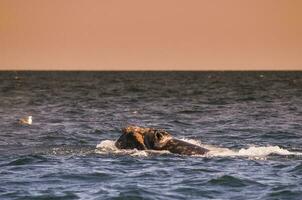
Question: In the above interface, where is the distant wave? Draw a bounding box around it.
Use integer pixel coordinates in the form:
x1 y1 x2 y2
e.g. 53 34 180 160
96 138 302 159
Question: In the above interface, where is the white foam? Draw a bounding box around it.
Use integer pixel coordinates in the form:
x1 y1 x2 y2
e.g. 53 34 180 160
206 145 301 158
96 139 302 159
95 140 170 157
237 146 293 157
96 140 118 151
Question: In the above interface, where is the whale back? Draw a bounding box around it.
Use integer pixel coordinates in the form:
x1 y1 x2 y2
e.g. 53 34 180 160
161 139 209 155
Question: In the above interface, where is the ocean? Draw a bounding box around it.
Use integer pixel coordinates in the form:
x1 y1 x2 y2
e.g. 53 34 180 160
0 71 302 199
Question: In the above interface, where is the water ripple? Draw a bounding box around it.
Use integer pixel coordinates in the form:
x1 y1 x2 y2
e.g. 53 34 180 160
207 175 264 188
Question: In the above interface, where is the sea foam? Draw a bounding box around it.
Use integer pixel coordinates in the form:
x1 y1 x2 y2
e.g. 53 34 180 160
95 140 170 157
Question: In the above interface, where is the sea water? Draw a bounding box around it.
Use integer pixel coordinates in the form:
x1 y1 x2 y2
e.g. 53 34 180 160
0 72 302 199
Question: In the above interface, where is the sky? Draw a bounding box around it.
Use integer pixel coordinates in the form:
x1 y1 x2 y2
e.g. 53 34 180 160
0 0 301 70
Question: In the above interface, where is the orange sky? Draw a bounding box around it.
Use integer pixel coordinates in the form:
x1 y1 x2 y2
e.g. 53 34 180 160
0 0 301 70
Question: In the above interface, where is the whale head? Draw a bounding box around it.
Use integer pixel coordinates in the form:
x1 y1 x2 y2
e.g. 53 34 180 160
153 130 172 149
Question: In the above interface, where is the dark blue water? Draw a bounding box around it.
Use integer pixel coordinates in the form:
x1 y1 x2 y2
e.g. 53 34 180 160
0 72 302 200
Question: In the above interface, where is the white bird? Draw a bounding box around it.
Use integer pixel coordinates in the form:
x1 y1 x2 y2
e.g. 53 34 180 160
19 116 32 125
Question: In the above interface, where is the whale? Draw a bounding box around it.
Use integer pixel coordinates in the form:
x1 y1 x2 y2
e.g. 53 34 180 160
115 126 209 155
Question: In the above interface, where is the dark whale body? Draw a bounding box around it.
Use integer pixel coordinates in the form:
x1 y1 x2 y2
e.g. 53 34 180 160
115 126 209 155
159 139 208 155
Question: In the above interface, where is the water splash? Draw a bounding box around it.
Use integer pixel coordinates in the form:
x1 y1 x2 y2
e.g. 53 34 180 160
95 140 170 157
96 140 118 152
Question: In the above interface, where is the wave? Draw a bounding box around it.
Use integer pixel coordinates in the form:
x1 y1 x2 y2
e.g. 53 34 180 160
95 139 302 159
207 175 264 187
